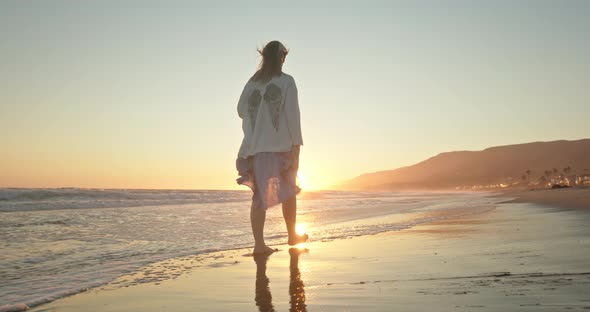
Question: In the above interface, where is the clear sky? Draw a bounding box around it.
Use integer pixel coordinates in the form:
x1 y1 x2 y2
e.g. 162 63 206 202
1 0 589 190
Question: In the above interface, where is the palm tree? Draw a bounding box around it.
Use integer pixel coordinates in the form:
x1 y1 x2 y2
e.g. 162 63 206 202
544 170 551 179
553 168 558 175
523 170 531 185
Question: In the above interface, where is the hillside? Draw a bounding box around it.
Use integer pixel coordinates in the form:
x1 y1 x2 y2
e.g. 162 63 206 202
336 139 590 191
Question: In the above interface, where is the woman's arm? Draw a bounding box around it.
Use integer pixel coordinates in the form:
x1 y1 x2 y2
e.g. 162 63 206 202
291 144 300 170
237 84 249 118
284 80 303 146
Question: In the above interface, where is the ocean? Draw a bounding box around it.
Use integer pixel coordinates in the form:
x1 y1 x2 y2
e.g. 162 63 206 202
0 188 501 308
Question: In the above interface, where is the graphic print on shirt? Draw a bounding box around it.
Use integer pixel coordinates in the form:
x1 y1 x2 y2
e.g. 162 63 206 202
264 83 282 131
248 89 262 132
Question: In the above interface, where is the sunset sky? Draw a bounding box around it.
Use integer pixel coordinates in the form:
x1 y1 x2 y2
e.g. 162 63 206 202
1 1 589 190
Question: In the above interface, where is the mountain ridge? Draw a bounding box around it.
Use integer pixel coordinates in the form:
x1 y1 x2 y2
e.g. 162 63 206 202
335 139 590 191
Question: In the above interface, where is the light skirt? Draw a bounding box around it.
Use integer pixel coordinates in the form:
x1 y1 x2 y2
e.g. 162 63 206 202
236 151 301 210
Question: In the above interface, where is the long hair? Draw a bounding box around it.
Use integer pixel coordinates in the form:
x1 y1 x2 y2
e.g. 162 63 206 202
250 41 289 83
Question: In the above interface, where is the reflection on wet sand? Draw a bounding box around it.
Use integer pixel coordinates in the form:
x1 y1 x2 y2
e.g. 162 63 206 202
289 248 307 312
253 248 307 312
254 253 275 312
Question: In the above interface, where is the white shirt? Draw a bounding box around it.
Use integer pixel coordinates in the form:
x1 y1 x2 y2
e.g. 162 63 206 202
237 73 303 158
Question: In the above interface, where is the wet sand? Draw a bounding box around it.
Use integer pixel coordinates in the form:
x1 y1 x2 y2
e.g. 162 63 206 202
28 202 590 312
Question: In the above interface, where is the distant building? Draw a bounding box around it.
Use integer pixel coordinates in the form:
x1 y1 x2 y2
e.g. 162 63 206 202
576 174 590 186
550 176 567 186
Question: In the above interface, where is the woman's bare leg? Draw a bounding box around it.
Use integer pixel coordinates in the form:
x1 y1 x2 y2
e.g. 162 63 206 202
283 196 308 245
251 202 274 254
282 196 297 238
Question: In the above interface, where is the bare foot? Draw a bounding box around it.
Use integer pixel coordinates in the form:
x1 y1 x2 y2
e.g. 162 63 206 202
253 245 277 255
288 233 309 246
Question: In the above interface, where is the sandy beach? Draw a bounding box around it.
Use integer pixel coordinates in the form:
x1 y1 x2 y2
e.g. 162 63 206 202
500 187 590 210
25 198 590 312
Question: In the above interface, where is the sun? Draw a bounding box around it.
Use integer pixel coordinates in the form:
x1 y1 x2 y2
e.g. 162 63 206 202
297 172 307 189
296 169 332 191
295 223 307 236
294 223 308 248
296 168 332 191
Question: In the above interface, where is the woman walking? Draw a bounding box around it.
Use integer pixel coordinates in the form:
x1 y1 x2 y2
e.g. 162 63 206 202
236 40 308 255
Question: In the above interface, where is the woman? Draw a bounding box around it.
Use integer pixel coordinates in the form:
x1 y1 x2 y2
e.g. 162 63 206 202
236 40 308 255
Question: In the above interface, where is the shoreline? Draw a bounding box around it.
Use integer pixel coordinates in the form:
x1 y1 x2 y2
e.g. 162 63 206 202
2 189 587 311
28 200 590 311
